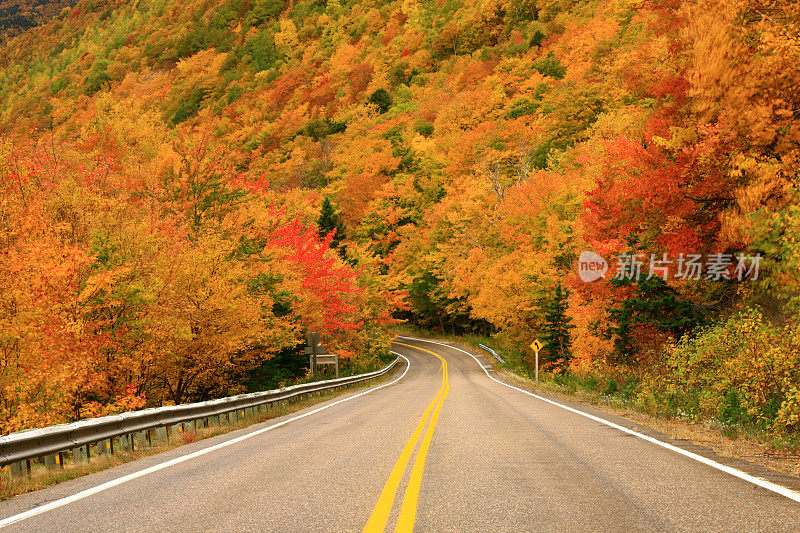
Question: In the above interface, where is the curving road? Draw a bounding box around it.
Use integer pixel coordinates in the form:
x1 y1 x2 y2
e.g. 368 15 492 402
1 337 799 532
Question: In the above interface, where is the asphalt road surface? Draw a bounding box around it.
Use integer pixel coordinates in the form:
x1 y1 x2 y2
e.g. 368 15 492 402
1 336 799 532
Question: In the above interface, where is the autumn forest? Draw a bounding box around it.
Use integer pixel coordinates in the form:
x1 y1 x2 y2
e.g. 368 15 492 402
1 0 799 440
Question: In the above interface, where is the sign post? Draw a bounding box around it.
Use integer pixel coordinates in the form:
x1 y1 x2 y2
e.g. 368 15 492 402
530 339 543 384
305 333 338 378
306 332 321 379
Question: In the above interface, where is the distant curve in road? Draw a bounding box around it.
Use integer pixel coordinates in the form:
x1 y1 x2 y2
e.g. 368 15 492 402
1 337 799 532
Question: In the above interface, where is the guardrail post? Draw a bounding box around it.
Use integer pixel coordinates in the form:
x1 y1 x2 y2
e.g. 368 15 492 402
120 433 134 452
97 438 114 455
154 426 168 443
10 459 31 477
136 431 150 449
72 444 89 463
44 454 58 468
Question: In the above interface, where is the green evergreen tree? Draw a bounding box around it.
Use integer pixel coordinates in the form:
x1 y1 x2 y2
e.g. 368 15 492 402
541 282 574 372
317 197 346 251
368 88 393 113
605 276 707 364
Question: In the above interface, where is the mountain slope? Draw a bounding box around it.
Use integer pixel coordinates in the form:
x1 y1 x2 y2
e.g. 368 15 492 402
1 0 800 435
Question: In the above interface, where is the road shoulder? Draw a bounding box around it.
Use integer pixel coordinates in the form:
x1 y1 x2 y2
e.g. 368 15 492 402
440 339 800 494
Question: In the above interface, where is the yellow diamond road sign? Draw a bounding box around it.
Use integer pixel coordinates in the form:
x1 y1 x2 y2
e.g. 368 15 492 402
531 339 543 352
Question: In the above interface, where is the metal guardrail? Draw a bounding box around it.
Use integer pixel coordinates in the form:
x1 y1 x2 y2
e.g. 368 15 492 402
478 344 505 364
0 357 401 470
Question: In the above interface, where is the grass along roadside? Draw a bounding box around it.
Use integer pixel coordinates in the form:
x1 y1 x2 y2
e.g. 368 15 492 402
0 366 401 501
391 326 800 479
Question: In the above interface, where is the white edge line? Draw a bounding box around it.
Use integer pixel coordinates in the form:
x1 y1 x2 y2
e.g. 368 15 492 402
397 336 800 505
0 355 411 529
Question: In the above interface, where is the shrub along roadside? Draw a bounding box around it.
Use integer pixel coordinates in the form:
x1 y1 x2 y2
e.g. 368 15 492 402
659 310 800 436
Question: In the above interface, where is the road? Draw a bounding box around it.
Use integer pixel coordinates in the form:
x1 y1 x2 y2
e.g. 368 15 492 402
1 336 799 532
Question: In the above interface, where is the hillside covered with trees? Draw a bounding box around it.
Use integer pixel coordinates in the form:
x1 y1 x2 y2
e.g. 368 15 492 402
0 0 77 42
1 0 799 438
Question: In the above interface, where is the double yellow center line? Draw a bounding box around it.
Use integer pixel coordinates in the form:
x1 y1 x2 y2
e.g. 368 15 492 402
363 343 450 533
